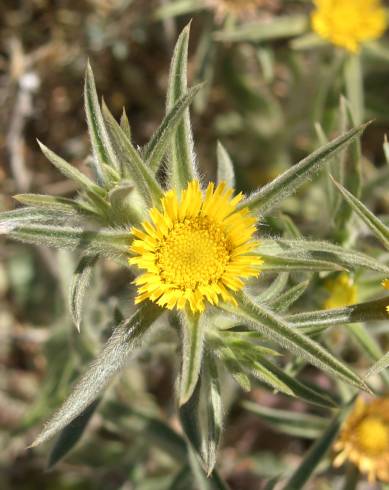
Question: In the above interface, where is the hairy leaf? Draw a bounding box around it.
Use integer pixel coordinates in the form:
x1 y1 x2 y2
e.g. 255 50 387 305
70 255 98 331
85 62 120 180
145 84 203 173
216 142 235 187
166 23 198 190
227 292 369 392
180 312 205 405
30 303 162 447
240 123 368 214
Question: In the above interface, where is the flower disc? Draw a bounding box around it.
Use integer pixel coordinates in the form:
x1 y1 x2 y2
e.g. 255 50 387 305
129 181 262 312
334 397 389 483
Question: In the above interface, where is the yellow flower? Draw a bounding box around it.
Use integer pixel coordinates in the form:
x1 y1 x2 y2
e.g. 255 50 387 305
311 0 387 53
334 397 389 483
383 279 389 314
324 273 357 309
129 180 262 313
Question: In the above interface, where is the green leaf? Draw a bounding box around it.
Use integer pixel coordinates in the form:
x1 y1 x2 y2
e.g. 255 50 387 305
30 303 162 447
332 179 389 250
84 62 120 180
213 343 251 391
348 323 389 387
216 142 235 187
258 238 389 274
240 123 368 214
167 23 198 191
180 312 205 405
344 54 364 125
70 255 98 331
214 15 308 43
188 446 230 490
14 194 94 216
366 351 389 378
2 223 130 257
281 402 354 490
260 254 342 272
145 84 203 173
242 402 329 439
37 141 103 195
120 108 132 141
226 292 370 392
0 207 73 226
48 399 100 468
102 101 164 207
254 358 338 408
287 297 389 334
269 280 309 312
202 354 222 476
257 273 289 304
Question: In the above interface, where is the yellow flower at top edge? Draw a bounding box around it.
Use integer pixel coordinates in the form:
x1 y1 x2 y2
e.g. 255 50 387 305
311 0 387 53
383 279 389 314
334 397 389 483
324 273 357 310
129 181 263 313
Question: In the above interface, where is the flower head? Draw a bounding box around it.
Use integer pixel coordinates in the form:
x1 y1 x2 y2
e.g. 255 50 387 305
324 273 357 309
311 0 387 53
383 279 389 314
129 181 262 313
334 397 389 482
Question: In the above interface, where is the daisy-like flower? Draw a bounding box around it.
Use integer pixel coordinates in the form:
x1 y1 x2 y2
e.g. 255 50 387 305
129 180 262 313
311 0 387 53
334 397 389 483
324 273 357 310
383 279 389 313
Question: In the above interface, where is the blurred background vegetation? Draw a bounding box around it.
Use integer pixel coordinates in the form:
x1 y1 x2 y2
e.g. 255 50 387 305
1 1 389 489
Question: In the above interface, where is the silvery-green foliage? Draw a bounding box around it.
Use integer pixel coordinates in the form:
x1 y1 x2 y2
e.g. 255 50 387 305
2 25 389 486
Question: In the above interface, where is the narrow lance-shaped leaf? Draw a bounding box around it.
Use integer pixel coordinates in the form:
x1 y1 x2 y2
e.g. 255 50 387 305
287 297 389 335
120 107 132 141
260 254 343 272
14 194 95 216
180 312 205 406
48 399 100 469
281 401 355 490
239 123 368 214
102 101 164 207
255 358 338 408
30 303 162 447
167 23 199 191
269 280 309 312
225 292 370 392
332 178 389 250
84 62 121 181
366 352 389 379
242 401 329 440
37 141 103 196
202 353 222 476
145 84 203 173
216 142 235 187
1 223 131 257
0 207 77 225
258 238 389 275
214 15 308 43
70 255 98 332
257 272 289 304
